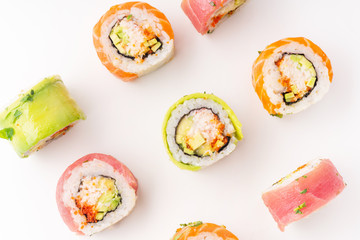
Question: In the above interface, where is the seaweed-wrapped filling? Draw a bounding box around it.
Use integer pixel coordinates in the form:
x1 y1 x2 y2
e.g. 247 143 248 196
75 176 121 223
175 108 230 157
276 53 317 105
109 15 162 61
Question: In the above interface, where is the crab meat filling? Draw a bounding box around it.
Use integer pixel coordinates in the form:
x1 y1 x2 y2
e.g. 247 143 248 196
75 176 121 223
175 108 230 157
276 53 317 105
109 15 162 61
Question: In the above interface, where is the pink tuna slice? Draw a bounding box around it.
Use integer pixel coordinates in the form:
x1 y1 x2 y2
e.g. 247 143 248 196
56 153 138 234
182 0 229 35
262 159 345 231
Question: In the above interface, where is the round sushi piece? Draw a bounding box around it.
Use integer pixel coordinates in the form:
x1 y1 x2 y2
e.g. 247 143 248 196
0 75 85 158
181 0 247 35
56 153 138 235
162 93 243 171
93 1 175 81
252 37 333 117
171 221 239 240
262 158 345 231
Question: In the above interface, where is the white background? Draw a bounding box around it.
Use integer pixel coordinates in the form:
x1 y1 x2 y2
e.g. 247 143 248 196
0 0 359 239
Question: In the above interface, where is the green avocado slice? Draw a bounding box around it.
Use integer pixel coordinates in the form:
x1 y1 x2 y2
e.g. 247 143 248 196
0 75 86 157
162 93 243 171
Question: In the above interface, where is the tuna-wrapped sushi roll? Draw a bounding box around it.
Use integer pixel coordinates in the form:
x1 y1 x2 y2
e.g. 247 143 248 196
181 0 246 35
171 222 238 240
252 37 333 117
0 75 85 157
93 1 175 81
163 93 243 171
262 158 346 231
56 153 138 235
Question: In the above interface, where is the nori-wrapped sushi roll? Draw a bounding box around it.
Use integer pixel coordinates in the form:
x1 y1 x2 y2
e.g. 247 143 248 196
162 93 243 171
0 75 86 157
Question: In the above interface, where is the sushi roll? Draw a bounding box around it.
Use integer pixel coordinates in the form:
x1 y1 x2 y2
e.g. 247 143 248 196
0 75 85 158
93 1 175 81
262 158 346 231
56 153 138 235
162 93 243 171
252 37 333 117
181 0 246 35
171 221 238 240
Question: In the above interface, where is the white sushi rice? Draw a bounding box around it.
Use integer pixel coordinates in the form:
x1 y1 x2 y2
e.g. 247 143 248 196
98 6 174 77
61 159 137 235
262 42 331 115
188 232 223 240
166 98 237 168
264 158 323 192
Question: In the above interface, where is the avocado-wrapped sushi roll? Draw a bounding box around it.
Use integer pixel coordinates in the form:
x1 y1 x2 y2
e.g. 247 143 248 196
252 37 333 117
93 1 175 81
262 158 345 231
171 222 238 240
0 75 85 157
163 93 243 171
56 153 138 235
181 0 246 35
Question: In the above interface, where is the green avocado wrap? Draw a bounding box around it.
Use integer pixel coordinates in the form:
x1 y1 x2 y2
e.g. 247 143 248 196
0 75 86 157
162 93 243 171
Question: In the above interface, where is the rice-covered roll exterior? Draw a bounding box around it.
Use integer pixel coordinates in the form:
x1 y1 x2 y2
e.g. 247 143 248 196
181 0 246 35
163 93 243 171
252 37 333 117
56 153 138 235
171 222 238 240
93 1 175 81
262 158 345 231
0 75 85 158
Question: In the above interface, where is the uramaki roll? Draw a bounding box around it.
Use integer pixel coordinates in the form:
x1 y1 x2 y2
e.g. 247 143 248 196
93 1 175 81
56 153 138 235
171 222 238 240
0 75 85 157
163 93 243 171
252 37 333 117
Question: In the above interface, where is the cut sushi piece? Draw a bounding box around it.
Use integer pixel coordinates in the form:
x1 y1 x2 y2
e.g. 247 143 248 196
93 1 175 81
0 75 85 157
56 153 138 235
262 158 346 231
181 0 246 35
171 222 238 240
252 37 333 116
163 93 243 171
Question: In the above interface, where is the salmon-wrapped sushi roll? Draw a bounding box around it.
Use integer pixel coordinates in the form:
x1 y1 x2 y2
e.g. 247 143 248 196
163 93 243 171
93 2 174 81
0 75 85 157
181 0 246 35
56 153 138 235
171 222 238 240
262 158 346 231
252 37 333 117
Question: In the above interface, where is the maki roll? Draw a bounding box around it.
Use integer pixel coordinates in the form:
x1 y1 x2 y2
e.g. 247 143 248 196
181 0 246 35
252 37 333 117
163 93 243 171
56 153 138 235
171 221 238 240
93 1 175 81
262 158 346 231
0 75 85 157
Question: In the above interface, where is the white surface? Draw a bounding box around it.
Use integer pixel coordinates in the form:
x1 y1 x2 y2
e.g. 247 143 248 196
0 0 359 239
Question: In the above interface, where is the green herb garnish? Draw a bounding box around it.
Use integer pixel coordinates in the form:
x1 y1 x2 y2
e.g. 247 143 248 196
294 202 306 214
13 110 22 123
210 1 216 6
127 14 133 20
302 175 307 178
21 93 33 102
0 128 15 140
258 51 262 54
300 188 308 194
30 89 35 95
180 221 203 228
270 113 283 118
